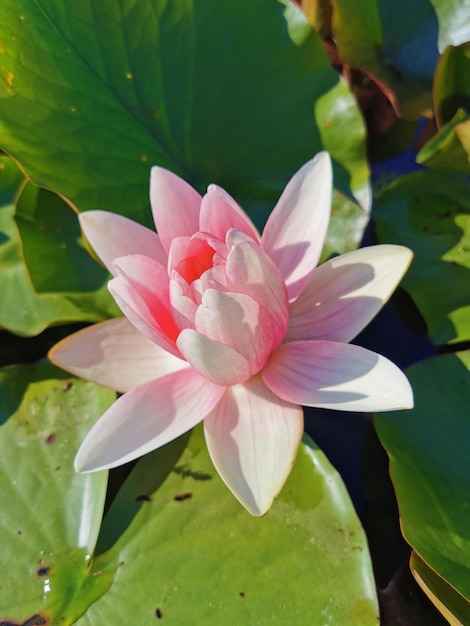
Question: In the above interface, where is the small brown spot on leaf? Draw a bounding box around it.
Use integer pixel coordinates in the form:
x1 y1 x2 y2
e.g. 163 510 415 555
173 492 192 502
155 608 163 619
44 433 56 445
36 566 50 577
135 494 152 503
61 381 72 392
239 591 245 597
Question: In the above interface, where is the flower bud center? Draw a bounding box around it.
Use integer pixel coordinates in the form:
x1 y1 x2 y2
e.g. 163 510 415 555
177 238 216 283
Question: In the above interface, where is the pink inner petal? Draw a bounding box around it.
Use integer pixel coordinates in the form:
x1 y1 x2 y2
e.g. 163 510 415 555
177 329 252 386
109 275 180 357
199 184 261 242
113 254 179 344
194 289 277 373
177 237 217 284
150 166 202 253
169 274 198 331
225 239 289 341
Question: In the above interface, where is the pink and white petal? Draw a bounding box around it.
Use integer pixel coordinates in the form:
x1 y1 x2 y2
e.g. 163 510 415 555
48 317 187 393
199 185 260 242
225 239 289 332
169 275 198 331
75 368 225 472
261 152 332 300
113 254 179 344
287 245 413 343
194 290 277 371
150 166 202 254
177 329 251 386
109 276 180 357
204 375 303 516
262 340 413 412
225 228 256 248
193 265 228 298
79 210 166 275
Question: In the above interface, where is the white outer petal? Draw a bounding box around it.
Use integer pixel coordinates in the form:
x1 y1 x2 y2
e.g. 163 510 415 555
287 245 413 342
261 152 332 300
79 210 166 275
262 340 414 412
48 318 187 393
75 368 225 472
204 375 303 516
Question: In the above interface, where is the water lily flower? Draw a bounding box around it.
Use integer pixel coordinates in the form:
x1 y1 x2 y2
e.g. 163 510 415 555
49 152 413 516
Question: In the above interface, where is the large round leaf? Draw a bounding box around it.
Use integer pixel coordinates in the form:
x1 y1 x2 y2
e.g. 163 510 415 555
375 351 470 606
71 426 379 624
374 170 470 345
0 0 369 226
0 363 115 624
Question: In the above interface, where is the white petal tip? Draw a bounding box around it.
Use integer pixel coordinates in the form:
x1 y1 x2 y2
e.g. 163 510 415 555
74 444 107 474
74 455 106 474
245 501 272 517
384 382 414 412
78 209 104 230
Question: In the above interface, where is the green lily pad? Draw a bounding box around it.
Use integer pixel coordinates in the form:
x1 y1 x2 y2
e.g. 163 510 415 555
417 108 470 174
374 170 470 345
0 362 115 624
71 426 378 624
0 0 369 227
0 364 379 624
330 0 438 118
375 351 470 604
